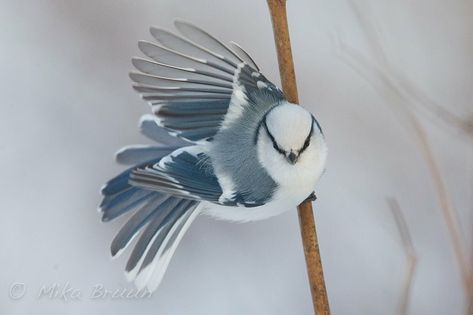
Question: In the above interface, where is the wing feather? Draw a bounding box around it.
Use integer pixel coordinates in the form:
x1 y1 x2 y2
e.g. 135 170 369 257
150 27 238 69
174 20 245 67
138 40 235 76
129 147 224 202
131 20 286 143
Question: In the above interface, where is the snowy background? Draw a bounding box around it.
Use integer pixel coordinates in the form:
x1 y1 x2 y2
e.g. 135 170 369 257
1 0 472 314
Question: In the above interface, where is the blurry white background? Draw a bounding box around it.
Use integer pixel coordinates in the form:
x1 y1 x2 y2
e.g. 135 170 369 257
1 0 472 314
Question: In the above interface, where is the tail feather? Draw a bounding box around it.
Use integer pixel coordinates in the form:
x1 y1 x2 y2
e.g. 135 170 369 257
138 199 195 272
125 197 182 274
100 187 155 222
135 202 199 291
100 153 163 222
100 168 131 196
123 198 200 291
110 193 169 257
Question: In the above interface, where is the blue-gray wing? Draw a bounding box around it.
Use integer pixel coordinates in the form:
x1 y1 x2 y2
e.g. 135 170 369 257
129 146 227 204
130 20 285 143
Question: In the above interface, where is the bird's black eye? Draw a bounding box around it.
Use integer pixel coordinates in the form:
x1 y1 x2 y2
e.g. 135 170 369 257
304 138 310 148
273 142 285 155
300 119 315 154
300 137 310 153
262 117 286 156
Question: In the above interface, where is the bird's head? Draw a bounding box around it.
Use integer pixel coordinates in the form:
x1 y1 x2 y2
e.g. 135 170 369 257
255 102 327 189
256 103 322 165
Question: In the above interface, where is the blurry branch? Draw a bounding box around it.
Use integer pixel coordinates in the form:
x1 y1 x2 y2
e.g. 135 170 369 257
470 148 473 259
387 197 417 315
391 74 473 140
470 149 473 315
333 0 473 308
348 1 473 141
266 0 330 314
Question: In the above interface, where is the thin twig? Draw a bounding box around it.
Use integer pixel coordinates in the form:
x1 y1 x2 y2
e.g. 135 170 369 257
266 0 330 314
387 197 418 315
470 146 473 315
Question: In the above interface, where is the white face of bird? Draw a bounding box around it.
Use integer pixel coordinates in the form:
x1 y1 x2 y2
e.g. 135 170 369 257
255 103 327 188
259 103 317 164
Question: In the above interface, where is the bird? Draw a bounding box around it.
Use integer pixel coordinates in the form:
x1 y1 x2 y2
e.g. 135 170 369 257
98 20 328 292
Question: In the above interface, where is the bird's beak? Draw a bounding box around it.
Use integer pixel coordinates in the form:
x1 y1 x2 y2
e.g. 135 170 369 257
287 152 298 164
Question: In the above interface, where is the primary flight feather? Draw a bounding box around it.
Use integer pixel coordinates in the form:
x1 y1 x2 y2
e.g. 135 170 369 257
99 20 327 292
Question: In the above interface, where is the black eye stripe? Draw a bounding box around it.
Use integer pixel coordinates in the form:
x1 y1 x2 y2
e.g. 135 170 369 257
263 119 286 155
301 137 310 151
299 117 315 154
259 115 316 156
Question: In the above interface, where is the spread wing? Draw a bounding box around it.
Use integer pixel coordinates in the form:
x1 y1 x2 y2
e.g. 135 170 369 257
130 20 285 143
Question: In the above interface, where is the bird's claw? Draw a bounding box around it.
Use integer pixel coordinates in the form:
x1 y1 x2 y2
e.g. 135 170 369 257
304 191 317 202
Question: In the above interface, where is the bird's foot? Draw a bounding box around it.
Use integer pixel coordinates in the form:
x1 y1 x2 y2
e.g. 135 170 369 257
304 191 317 203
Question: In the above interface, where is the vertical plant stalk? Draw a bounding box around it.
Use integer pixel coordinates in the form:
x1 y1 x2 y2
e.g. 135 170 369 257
267 1 330 314
387 198 418 315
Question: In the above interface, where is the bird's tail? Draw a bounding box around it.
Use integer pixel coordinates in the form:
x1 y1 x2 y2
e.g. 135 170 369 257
99 115 200 292
125 200 200 291
99 156 200 292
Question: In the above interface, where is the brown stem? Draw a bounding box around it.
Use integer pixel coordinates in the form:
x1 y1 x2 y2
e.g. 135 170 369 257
267 1 330 314
387 198 418 315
